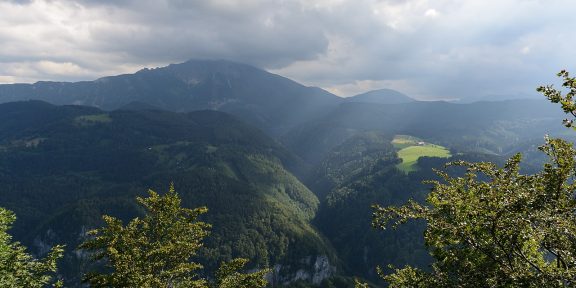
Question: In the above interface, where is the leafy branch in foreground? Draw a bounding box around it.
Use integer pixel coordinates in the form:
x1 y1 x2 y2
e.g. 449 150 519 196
0 207 64 288
372 137 576 287
79 184 268 288
537 70 576 127
214 258 269 288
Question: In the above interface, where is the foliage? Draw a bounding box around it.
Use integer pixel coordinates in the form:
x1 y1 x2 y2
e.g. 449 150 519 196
353 278 370 288
79 185 211 287
79 185 269 288
537 70 576 128
0 207 63 288
213 258 269 288
373 137 576 287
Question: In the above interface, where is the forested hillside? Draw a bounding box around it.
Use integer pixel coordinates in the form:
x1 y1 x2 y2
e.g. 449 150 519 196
0 101 336 287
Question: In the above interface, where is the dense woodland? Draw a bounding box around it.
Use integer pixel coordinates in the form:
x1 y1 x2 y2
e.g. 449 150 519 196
1 61 575 287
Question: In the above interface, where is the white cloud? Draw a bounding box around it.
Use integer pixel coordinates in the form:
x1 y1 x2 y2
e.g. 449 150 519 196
36 61 90 76
0 76 17 84
424 9 438 18
521 46 531 55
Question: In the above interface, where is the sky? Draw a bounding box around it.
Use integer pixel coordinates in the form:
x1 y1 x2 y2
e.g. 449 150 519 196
1 0 575 100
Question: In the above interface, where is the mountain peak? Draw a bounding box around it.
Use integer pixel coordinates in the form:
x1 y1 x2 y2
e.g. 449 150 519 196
346 88 414 104
165 58 261 73
156 59 265 84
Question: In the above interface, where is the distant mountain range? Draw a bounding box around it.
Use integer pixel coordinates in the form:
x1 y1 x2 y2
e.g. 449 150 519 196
1 59 564 158
0 60 426 136
0 60 343 136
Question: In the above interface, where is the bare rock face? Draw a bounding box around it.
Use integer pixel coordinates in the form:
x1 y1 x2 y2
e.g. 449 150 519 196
312 255 335 284
267 255 336 286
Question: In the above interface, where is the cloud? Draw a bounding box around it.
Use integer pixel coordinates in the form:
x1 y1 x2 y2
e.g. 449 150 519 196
273 0 576 99
0 0 575 100
0 0 329 81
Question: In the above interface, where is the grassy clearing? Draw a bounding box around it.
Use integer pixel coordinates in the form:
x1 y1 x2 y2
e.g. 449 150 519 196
393 135 451 173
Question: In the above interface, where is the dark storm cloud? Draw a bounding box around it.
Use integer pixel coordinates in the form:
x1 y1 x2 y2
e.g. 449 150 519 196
0 0 330 82
76 0 329 67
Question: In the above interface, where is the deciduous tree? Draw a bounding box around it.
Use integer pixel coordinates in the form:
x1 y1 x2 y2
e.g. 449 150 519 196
366 71 576 287
373 137 576 287
79 184 269 288
0 207 63 287
538 70 576 128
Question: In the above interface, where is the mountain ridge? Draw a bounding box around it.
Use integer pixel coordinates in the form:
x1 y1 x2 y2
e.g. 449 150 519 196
0 59 343 136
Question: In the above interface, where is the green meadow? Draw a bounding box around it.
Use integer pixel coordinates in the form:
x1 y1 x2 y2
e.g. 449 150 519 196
392 135 451 173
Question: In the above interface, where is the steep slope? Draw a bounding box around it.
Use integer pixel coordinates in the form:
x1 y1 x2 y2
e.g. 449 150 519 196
0 60 343 136
345 88 414 104
0 101 335 286
309 133 427 281
305 131 399 199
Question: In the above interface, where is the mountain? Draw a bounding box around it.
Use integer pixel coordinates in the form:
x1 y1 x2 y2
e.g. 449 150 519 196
345 89 414 104
0 101 337 286
0 60 343 136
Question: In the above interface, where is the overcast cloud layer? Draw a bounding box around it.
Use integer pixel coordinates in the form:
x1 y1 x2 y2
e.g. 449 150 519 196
1 0 575 100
